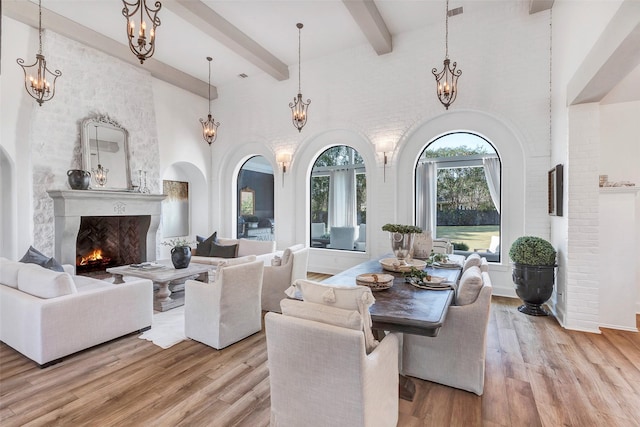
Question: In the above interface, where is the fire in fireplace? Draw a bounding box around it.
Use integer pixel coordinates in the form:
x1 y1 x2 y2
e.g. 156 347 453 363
75 215 149 276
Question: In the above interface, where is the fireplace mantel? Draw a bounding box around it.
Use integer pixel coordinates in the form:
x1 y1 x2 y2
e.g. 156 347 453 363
47 190 166 266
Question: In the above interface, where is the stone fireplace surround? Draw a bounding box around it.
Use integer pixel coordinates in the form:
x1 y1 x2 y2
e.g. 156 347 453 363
47 190 166 268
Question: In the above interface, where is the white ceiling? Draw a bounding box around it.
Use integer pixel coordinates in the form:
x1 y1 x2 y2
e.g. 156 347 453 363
8 0 509 93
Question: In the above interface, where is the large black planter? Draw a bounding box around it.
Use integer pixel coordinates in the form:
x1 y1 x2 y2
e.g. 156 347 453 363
512 264 556 316
171 246 192 269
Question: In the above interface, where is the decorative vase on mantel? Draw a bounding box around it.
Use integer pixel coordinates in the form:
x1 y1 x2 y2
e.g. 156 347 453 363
67 169 91 190
171 246 192 269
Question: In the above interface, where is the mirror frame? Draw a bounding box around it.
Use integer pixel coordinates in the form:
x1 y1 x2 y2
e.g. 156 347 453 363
240 187 255 215
81 115 131 191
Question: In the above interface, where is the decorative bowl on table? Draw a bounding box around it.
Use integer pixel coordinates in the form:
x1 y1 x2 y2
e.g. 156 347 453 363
379 258 427 273
356 273 394 291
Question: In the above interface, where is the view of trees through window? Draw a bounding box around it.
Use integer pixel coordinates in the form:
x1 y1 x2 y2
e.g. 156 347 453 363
310 145 366 251
418 133 501 259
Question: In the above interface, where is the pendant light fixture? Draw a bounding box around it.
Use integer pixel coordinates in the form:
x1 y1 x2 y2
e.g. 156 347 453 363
92 125 109 187
122 0 162 64
16 0 62 106
432 0 462 110
289 23 310 132
200 56 220 145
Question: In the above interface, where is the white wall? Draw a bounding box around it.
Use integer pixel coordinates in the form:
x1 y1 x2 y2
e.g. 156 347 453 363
209 1 551 298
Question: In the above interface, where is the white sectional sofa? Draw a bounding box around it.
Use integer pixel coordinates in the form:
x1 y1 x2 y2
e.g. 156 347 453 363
191 237 280 267
0 258 153 367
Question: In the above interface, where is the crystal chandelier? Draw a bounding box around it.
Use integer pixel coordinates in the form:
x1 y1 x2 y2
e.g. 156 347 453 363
122 0 162 64
200 57 220 145
432 0 462 110
289 23 310 132
92 125 109 187
16 0 62 106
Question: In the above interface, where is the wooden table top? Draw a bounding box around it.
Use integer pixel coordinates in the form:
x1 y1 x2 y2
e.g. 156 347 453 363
106 261 211 282
322 257 462 337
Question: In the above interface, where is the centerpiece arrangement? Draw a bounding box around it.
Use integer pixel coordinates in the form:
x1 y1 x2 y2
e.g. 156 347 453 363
381 223 422 265
161 238 195 269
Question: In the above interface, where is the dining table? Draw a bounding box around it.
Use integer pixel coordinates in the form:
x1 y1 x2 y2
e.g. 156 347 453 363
321 255 464 400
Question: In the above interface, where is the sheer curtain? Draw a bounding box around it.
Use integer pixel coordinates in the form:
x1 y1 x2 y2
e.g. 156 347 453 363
482 158 501 213
415 162 437 233
328 168 357 228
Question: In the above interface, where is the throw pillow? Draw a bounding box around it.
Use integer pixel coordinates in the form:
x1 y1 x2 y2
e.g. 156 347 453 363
280 299 364 332
462 253 482 274
195 232 217 256
19 246 64 272
17 264 77 298
209 242 238 258
289 279 378 353
456 265 483 306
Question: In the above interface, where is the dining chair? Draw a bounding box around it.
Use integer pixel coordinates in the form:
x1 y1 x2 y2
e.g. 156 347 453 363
261 244 309 312
265 301 399 426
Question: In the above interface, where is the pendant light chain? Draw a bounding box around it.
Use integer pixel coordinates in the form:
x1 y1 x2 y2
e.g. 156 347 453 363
38 0 43 54
298 25 302 94
200 56 220 145
445 0 449 59
208 57 212 114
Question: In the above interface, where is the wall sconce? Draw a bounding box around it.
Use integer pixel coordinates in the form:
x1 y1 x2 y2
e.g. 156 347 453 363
376 141 393 183
276 152 292 186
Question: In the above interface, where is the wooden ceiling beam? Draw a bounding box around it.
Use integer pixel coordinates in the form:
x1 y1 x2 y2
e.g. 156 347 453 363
164 0 289 81
3 0 216 99
342 0 392 55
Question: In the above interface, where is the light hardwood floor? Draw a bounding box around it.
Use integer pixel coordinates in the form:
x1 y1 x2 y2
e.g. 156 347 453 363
1 294 639 426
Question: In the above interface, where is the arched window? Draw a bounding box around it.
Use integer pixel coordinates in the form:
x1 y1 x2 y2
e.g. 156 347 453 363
310 145 366 252
237 156 275 241
415 132 501 261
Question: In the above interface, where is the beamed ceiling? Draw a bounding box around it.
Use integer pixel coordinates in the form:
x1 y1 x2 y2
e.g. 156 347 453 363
4 0 555 99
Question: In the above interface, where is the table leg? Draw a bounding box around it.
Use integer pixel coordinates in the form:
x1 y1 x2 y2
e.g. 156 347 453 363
155 280 171 302
373 328 416 401
112 274 124 284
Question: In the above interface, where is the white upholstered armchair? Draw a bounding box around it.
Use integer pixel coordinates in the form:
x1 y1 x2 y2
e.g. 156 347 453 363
265 306 399 427
402 270 493 395
261 244 308 312
184 256 264 349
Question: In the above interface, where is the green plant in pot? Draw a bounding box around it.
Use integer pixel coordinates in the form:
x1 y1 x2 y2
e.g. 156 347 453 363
509 236 557 316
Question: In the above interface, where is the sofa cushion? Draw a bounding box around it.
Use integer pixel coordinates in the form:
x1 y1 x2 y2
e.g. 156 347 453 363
19 246 64 272
287 279 378 353
210 242 238 258
462 253 482 274
280 299 363 332
0 258 21 288
237 238 276 257
195 232 217 256
17 265 77 298
456 265 483 306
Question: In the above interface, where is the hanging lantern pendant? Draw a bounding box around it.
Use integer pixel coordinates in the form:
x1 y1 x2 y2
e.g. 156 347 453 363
289 23 310 132
122 0 162 64
16 0 62 106
433 58 461 110
432 0 461 110
200 56 220 145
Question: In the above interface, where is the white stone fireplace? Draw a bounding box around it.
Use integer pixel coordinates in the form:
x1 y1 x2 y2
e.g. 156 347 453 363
47 190 166 268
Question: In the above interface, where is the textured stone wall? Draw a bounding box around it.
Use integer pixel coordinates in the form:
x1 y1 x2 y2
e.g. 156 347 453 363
30 31 160 255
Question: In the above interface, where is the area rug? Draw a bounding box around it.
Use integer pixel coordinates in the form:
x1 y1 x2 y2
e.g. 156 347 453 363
139 306 187 349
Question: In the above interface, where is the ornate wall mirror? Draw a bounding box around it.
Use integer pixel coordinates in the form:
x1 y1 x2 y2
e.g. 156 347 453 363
240 187 255 215
81 116 131 191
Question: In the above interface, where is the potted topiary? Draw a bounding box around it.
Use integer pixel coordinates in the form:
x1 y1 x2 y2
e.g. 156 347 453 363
509 236 557 316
